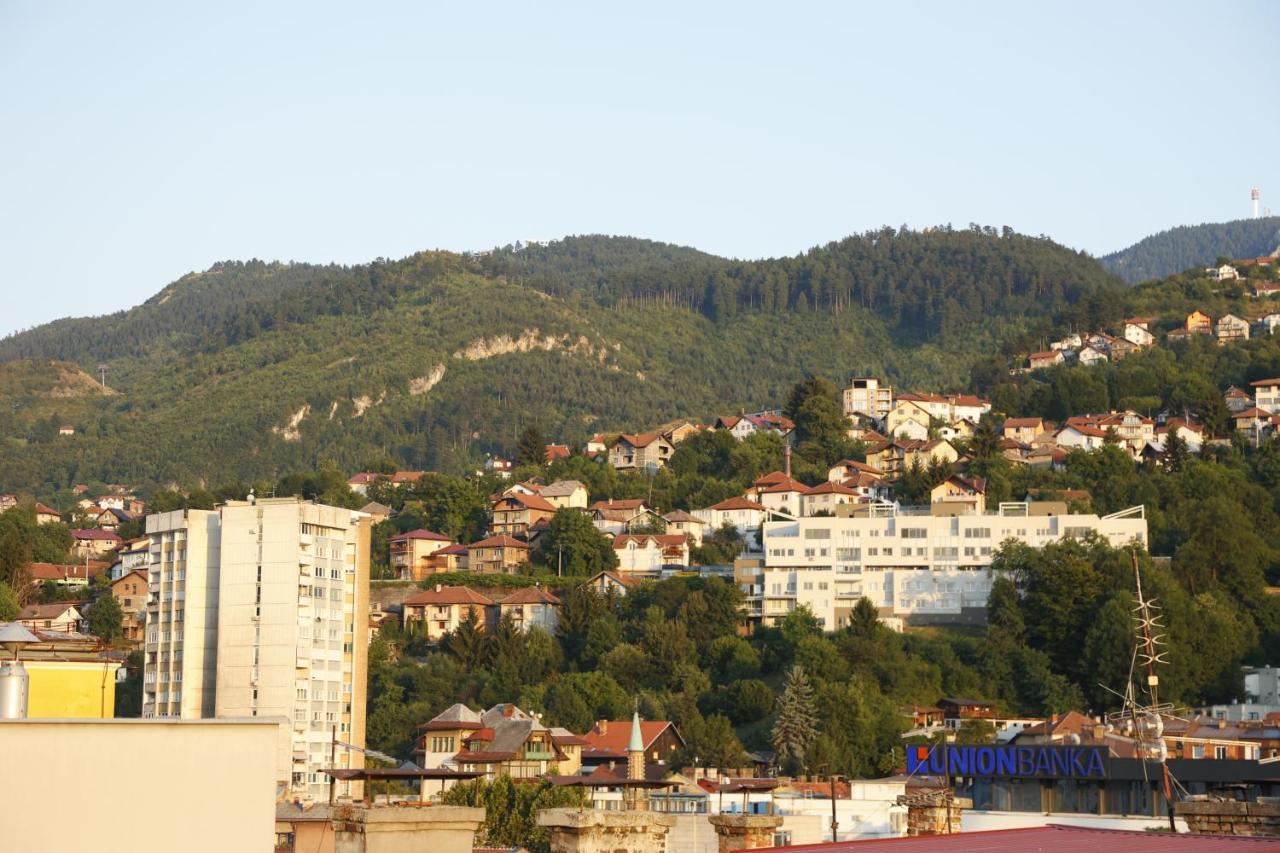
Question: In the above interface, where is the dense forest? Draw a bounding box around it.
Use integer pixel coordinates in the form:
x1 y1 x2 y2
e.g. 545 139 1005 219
1101 216 1280 284
0 228 1116 493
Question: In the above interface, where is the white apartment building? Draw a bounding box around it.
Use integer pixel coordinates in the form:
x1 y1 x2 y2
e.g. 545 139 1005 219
842 378 894 420
743 502 1147 628
142 498 372 801
216 498 371 799
143 509 222 719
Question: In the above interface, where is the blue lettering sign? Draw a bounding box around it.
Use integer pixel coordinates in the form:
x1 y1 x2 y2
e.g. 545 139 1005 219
909 745 1108 779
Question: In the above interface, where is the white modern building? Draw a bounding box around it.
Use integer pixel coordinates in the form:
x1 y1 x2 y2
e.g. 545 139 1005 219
142 497 372 800
742 501 1147 627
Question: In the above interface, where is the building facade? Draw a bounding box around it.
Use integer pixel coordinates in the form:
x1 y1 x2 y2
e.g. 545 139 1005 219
744 502 1148 627
142 499 371 800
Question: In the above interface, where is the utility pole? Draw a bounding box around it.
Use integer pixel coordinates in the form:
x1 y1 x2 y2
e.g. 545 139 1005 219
97 363 108 388
329 725 338 805
830 773 839 842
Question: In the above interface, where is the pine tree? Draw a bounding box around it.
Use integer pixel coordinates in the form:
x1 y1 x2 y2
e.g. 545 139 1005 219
771 664 819 774
515 425 548 467
446 609 489 669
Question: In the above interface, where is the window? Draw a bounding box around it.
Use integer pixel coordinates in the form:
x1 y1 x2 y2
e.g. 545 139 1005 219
1215 746 1228 760
901 528 926 539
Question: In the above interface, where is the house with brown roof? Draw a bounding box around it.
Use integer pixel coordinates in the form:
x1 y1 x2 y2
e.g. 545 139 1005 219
1224 385 1254 412
657 419 703 445
402 585 496 641
900 439 959 473
26 561 108 588
94 507 135 531
586 570 642 598
660 510 708 547
110 569 149 645
417 703 574 782
716 413 796 444
489 492 557 538
580 717 685 773
466 535 529 575
1252 377 1280 413
495 585 561 633
756 476 808 517
544 444 571 462
70 528 122 559
800 481 860 517
588 499 654 535
1028 350 1064 370
34 502 62 525
826 459 880 484
1002 417 1045 444
1234 407 1271 435
607 432 675 472
18 602 84 633
930 474 987 513
611 534 690 575
389 529 456 580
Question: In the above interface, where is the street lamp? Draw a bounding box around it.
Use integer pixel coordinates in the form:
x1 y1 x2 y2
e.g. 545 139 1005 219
0 622 39 719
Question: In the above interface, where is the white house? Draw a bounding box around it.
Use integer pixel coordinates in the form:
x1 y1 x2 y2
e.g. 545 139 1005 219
1123 321 1155 347
1055 424 1107 451
1208 264 1240 282
891 417 930 441
693 497 767 551
1077 345 1108 366
1252 378 1280 414
757 478 808 517
800 481 860 516
612 534 690 575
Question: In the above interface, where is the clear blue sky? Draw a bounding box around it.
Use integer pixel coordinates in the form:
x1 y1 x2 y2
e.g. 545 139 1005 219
2 1 1278 336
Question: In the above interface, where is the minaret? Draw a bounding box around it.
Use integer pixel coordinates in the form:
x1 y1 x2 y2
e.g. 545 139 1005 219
1253 186 1261 219
627 707 644 781
627 706 647 811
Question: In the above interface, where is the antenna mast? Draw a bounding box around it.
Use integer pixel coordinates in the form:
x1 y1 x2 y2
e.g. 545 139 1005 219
1106 550 1177 831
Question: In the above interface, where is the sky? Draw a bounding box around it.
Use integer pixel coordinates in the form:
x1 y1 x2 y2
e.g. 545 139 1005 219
2 1 1278 336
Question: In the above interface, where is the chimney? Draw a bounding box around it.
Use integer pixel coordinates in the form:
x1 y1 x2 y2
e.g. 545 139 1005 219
783 445 792 477
596 719 607 735
435 584 442 593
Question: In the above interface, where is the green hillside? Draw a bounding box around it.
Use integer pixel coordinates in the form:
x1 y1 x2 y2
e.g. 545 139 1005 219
0 229 1119 492
1101 217 1280 284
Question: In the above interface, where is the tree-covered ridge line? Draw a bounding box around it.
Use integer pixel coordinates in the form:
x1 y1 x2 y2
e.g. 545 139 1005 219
1101 216 1280 285
0 227 1118 369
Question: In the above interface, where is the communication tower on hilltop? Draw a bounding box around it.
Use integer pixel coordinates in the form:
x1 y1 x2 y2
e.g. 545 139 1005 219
1253 186 1261 219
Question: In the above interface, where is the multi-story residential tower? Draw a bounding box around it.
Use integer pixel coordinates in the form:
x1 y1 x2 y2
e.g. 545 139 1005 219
142 509 222 719
842 377 894 420
214 497 371 799
141 498 371 800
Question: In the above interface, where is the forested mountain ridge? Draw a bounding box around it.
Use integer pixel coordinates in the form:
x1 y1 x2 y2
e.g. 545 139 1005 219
0 228 1117 492
1101 217 1280 284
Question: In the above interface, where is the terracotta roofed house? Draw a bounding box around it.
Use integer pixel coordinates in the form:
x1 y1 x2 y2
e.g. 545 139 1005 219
467 535 529 574
580 717 685 772
69 528 122 559
495 585 561 633
611 533 690 575
402 585 496 640
693 497 766 551
489 492 557 537
34 502 62 525
388 528 455 580
660 509 708 546
607 432 675 472
1251 378 1280 413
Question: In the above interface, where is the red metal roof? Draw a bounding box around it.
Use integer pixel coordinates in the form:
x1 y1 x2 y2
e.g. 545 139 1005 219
761 824 1277 851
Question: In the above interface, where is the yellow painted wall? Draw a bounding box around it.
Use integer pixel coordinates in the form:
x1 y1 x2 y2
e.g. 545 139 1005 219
24 660 120 719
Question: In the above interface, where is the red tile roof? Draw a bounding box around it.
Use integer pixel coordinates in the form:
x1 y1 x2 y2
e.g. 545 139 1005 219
388 529 452 543
498 586 561 606
753 470 791 487
494 492 558 513
589 499 647 512
761 824 1265 851
468 535 529 550
545 444 571 460
70 529 122 542
1003 417 1043 428
582 719 681 755
760 477 808 494
403 586 495 607
707 497 765 512
27 561 109 581
34 502 61 517
804 481 857 496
